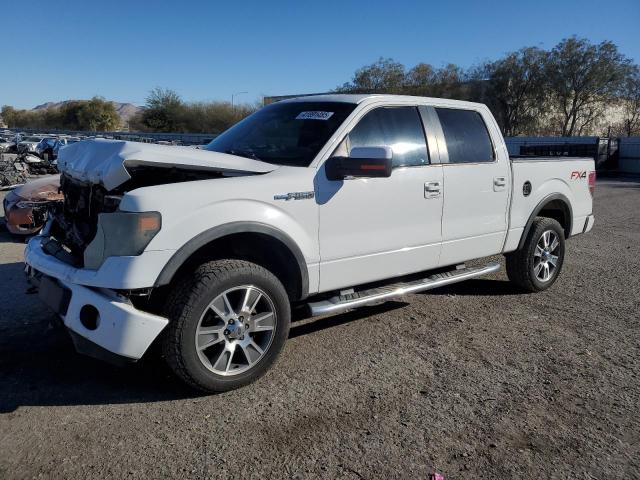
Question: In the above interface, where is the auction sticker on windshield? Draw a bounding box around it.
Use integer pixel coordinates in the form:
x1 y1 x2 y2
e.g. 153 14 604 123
296 111 334 120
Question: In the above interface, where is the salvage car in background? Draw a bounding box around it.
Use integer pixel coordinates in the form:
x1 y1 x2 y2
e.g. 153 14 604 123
35 137 80 160
17 135 50 154
0 135 16 153
3 174 62 234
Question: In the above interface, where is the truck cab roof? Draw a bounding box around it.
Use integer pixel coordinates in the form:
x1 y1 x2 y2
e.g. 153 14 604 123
280 93 487 110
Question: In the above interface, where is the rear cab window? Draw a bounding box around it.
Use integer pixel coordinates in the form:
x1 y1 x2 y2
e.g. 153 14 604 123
435 108 494 164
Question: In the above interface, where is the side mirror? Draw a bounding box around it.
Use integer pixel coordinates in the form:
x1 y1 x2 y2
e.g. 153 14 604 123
325 146 393 181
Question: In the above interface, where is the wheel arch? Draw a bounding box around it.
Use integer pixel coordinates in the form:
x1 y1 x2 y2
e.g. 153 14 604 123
518 193 573 249
154 222 309 301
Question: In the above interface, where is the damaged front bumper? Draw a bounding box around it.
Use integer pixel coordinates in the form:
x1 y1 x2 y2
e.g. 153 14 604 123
25 235 170 362
24 234 176 290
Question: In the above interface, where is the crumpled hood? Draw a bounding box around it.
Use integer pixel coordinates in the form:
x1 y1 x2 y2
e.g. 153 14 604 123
57 139 278 191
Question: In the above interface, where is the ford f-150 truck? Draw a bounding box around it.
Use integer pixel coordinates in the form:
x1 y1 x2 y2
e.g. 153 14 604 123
24 95 595 392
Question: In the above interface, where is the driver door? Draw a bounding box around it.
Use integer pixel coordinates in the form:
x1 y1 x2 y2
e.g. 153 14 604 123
316 105 443 292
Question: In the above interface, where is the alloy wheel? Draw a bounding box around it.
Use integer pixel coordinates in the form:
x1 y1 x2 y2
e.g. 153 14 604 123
195 285 276 376
533 230 560 282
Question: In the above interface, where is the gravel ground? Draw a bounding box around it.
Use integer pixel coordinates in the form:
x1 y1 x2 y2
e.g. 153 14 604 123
0 178 638 479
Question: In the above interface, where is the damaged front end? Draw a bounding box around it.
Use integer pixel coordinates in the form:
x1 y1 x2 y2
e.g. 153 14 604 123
24 139 278 363
47 167 225 268
46 175 121 266
43 139 277 269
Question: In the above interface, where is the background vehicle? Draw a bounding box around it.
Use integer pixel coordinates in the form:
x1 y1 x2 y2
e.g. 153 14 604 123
17 135 49 154
0 135 16 153
3 175 62 234
35 137 80 159
24 95 595 392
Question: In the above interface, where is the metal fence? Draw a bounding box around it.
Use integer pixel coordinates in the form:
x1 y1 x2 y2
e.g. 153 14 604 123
504 136 599 155
13 128 218 146
619 137 640 158
618 137 640 174
504 136 615 166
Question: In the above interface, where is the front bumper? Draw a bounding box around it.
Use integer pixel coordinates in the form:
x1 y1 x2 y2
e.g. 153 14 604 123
27 268 169 361
25 236 170 361
24 235 175 290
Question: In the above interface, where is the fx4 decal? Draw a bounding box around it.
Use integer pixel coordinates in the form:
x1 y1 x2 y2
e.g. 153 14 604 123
570 171 587 180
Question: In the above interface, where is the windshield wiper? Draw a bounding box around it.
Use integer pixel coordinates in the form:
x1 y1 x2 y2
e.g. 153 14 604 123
224 149 262 161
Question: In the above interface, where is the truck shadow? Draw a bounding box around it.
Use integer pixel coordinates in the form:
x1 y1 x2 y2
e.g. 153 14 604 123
0 260 196 413
289 301 407 339
425 278 524 296
0 257 518 413
0 260 407 412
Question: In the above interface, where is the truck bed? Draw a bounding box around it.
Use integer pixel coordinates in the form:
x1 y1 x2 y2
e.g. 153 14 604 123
504 156 595 253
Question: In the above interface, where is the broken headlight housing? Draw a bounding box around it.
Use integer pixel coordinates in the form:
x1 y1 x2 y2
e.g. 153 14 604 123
83 211 162 269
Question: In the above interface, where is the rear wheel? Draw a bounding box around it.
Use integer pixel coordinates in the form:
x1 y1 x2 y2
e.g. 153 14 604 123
162 259 290 392
506 217 565 292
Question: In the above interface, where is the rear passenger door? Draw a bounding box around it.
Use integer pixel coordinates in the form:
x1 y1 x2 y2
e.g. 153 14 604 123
434 107 510 266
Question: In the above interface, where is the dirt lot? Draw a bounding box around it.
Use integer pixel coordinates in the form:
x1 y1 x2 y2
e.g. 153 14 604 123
0 178 638 479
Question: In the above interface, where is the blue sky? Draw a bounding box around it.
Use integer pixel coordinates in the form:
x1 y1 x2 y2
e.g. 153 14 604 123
2 0 639 109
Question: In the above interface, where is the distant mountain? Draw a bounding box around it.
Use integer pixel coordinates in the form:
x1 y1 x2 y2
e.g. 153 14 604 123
32 100 142 124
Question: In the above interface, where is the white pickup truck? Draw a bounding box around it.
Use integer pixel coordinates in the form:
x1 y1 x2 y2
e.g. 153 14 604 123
24 94 595 392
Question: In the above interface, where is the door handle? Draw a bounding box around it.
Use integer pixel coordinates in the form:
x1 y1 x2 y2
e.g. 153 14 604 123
493 177 506 191
424 181 441 198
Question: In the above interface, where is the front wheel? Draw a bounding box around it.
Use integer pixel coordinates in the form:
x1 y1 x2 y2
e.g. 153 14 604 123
506 217 565 292
162 259 291 392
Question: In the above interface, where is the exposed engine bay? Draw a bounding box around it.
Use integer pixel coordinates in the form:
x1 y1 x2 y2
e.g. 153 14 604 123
49 167 227 264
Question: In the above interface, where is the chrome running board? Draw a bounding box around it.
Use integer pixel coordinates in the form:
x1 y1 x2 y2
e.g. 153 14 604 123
308 262 501 317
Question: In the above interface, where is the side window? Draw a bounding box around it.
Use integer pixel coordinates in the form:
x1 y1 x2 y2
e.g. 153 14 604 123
435 108 494 164
348 107 429 167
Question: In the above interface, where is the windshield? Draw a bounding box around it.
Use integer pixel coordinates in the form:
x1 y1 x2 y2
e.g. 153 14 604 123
205 101 357 167
25 136 43 142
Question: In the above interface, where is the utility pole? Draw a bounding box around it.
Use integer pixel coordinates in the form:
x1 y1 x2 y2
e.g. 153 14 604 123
231 91 248 111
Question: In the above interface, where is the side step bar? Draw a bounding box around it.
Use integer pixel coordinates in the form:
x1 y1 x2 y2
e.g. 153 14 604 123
308 262 501 317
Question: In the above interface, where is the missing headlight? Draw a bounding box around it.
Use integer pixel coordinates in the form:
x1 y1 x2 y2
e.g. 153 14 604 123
83 211 161 269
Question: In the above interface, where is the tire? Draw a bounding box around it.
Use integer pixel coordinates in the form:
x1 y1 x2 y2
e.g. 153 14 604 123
162 259 290 393
505 217 566 292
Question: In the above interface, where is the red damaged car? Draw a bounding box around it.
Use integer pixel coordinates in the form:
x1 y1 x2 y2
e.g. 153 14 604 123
2 175 62 235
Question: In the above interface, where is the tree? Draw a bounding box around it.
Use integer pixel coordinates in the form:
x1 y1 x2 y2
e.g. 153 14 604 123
1 106 17 127
337 58 406 93
183 101 257 133
58 101 85 130
404 63 468 99
480 47 547 136
337 58 471 99
139 87 186 132
77 97 120 131
617 66 640 136
432 63 467 98
546 37 632 136
404 63 437 95
129 88 256 134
